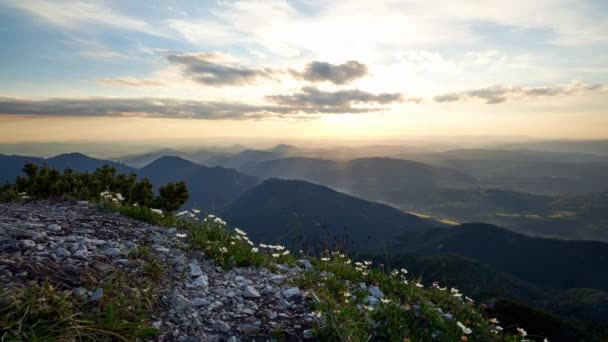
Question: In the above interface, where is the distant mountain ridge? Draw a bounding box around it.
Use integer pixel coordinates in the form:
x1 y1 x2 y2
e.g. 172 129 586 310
139 156 260 212
219 178 439 252
0 152 133 184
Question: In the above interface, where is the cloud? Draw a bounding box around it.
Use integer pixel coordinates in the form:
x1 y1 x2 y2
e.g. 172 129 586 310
0 92 400 120
266 86 403 112
165 52 275 86
291 61 368 84
434 82 606 104
3 0 169 38
96 78 164 88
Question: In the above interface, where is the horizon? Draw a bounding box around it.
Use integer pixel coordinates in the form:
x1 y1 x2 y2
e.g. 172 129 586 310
1 0 608 142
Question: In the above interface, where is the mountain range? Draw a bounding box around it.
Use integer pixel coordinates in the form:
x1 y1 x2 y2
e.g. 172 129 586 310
2 150 608 336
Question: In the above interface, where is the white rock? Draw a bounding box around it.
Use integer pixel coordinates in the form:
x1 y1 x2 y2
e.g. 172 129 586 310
193 275 208 287
102 247 121 256
174 295 194 312
192 298 211 306
189 261 203 277
55 247 71 257
47 223 62 231
214 320 230 333
363 296 379 306
368 285 384 299
243 286 261 298
282 287 301 299
19 240 36 248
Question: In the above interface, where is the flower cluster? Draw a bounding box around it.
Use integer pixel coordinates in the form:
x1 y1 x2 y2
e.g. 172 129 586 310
202 214 227 226
100 191 124 203
354 260 372 275
18 192 30 200
176 208 201 221
150 208 164 217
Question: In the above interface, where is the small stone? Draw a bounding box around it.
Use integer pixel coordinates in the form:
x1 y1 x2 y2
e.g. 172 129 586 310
168 227 177 234
192 298 211 306
296 259 314 270
359 282 366 289
239 324 260 334
72 287 87 297
47 223 62 231
442 313 453 321
174 295 194 312
193 275 208 287
152 320 163 329
77 200 89 205
55 247 71 257
19 240 36 249
214 320 230 333
269 275 286 283
303 329 315 339
90 288 103 301
368 285 384 299
102 247 121 256
74 249 89 258
189 261 203 277
154 246 170 253
282 287 300 299
270 311 278 319
363 296 379 306
227 337 237 342
243 286 261 298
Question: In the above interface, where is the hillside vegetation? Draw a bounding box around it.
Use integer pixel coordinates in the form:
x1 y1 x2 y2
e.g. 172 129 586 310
0 163 540 341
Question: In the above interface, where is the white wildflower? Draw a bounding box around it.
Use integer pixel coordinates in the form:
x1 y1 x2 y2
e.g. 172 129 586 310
234 228 247 236
272 253 280 258
380 298 391 304
457 321 472 335
488 318 499 324
259 243 268 248
176 233 187 238
219 247 228 253
517 327 527 337
321 257 330 261
251 247 259 253
150 208 163 215
465 296 474 303
415 282 424 288
192 209 200 214
176 210 188 217
282 250 290 255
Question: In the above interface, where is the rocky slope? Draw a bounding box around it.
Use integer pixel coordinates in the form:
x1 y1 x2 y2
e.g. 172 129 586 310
0 201 315 341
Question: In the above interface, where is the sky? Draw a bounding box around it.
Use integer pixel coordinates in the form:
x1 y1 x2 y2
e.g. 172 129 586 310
0 0 607 143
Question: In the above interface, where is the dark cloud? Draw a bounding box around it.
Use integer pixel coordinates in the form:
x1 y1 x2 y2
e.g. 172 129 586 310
0 97 292 120
291 61 368 85
0 90 404 120
434 82 605 104
166 52 275 86
266 87 403 112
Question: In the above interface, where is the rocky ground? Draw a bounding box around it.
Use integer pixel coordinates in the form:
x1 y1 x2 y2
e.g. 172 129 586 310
0 201 316 341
